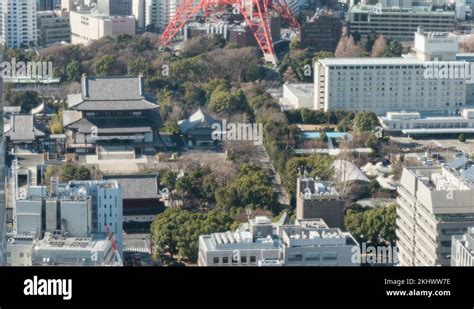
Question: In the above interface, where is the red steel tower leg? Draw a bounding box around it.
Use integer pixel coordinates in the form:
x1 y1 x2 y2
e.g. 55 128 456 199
239 1 277 65
159 0 209 46
159 0 299 65
271 0 301 31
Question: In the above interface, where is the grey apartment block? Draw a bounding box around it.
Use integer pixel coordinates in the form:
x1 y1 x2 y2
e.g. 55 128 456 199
198 232 281 266
277 225 359 266
5 234 35 266
451 227 474 266
97 0 132 16
397 165 474 266
37 10 71 46
348 5 456 42
198 216 360 266
198 217 280 266
296 177 345 229
31 233 116 266
14 179 123 254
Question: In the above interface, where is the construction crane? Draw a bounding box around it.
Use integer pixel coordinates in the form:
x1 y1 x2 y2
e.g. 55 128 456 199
105 225 123 266
159 0 300 65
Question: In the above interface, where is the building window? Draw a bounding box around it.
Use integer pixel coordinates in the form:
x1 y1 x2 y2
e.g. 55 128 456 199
213 257 219 265
19 252 24 258
241 256 247 264
305 253 320 261
322 253 337 261
222 257 229 264
441 241 451 247
250 256 256 264
288 254 303 262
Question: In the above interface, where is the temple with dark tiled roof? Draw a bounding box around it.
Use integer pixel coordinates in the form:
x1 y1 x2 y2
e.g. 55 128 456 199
64 75 164 157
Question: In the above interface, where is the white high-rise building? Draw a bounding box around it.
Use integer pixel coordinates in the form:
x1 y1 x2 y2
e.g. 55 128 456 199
314 28 467 116
1 0 38 48
397 165 474 266
14 180 123 254
70 7 136 45
451 227 474 266
133 0 145 29
145 0 180 31
66 180 124 254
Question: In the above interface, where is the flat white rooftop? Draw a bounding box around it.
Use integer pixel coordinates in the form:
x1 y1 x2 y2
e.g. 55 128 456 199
318 57 457 66
285 83 314 98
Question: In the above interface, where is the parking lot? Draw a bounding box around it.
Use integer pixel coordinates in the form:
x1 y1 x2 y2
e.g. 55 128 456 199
391 136 474 155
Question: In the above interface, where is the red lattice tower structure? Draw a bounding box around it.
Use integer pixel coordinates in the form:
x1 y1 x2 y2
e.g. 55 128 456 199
159 0 300 64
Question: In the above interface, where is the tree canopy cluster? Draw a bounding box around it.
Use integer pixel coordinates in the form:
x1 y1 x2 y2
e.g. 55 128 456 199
44 164 92 183
150 208 234 262
345 204 398 245
335 32 404 58
215 163 279 212
6 90 41 113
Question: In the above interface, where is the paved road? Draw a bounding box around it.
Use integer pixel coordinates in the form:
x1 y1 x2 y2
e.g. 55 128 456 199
255 143 290 207
123 233 151 253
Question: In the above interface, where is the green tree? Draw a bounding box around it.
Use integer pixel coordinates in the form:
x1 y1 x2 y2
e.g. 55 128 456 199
249 94 273 110
93 55 117 76
157 90 174 120
74 166 92 180
300 108 327 124
7 91 40 113
244 61 265 82
215 164 279 212
459 133 467 143
365 31 378 52
66 60 81 82
337 112 356 132
369 179 381 194
381 40 403 57
344 204 398 244
151 208 233 261
50 110 64 134
366 133 381 154
128 57 152 77
320 131 329 143
61 164 78 182
60 164 91 182
283 155 335 198
208 87 247 114
290 37 301 50
353 112 379 132
183 82 206 106
44 165 60 186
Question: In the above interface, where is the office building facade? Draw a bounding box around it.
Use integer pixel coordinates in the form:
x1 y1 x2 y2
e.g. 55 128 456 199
14 179 123 253
451 227 474 266
397 166 474 266
36 10 71 46
70 8 136 45
300 11 342 51
296 177 345 229
1 0 38 48
198 216 359 266
314 29 466 115
97 0 132 16
348 5 456 42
